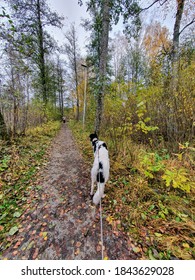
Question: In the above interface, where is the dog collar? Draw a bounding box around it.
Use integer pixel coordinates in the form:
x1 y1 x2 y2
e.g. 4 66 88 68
92 138 98 144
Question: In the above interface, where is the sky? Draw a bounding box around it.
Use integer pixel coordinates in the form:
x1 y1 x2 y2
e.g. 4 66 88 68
46 0 89 55
46 0 176 57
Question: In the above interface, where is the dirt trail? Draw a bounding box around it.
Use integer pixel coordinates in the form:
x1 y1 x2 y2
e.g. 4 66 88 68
1 124 138 260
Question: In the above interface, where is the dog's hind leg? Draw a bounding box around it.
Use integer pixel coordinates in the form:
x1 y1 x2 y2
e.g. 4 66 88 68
90 181 95 197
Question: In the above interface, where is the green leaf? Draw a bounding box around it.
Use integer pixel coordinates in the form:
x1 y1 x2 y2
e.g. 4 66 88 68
0 213 7 221
36 185 43 190
141 212 147 220
144 170 154 178
154 232 162 237
148 249 156 260
148 204 155 211
13 211 21 218
113 200 117 205
42 232 47 238
9 226 18 236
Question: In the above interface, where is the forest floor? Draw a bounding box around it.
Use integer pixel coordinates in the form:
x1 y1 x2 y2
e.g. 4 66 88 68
0 124 140 260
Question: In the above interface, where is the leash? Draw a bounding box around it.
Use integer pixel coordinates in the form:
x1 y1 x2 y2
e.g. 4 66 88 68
99 197 104 260
97 141 104 260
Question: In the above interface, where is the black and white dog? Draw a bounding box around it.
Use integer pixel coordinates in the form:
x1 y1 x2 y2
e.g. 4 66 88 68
89 133 110 205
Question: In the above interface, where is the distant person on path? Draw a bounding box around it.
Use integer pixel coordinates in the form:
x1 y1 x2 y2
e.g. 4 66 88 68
62 116 66 123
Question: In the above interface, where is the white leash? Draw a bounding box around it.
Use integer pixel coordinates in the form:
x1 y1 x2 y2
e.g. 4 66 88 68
99 197 104 260
97 141 104 260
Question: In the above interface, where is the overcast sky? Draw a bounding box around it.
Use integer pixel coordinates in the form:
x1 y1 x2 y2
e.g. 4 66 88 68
47 0 89 55
46 0 177 57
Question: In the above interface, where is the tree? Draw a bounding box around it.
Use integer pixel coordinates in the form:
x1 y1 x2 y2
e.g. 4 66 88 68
8 0 64 107
0 0 64 137
95 0 110 134
80 0 141 134
64 24 80 121
56 57 66 118
139 0 195 64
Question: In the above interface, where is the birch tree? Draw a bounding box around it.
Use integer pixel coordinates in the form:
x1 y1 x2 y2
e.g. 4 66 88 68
65 24 80 121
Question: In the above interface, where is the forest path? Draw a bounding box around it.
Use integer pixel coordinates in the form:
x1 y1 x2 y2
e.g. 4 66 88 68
1 124 138 260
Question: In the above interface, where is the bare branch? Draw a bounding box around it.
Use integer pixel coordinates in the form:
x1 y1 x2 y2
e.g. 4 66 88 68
179 17 195 35
140 0 168 13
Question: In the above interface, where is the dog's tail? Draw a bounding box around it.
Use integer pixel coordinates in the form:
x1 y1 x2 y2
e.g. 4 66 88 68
93 182 105 205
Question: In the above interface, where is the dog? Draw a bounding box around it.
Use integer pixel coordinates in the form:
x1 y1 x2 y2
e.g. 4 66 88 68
89 133 110 205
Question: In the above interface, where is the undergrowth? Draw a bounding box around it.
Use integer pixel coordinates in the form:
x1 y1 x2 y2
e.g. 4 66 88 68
69 120 195 260
0 121 61 251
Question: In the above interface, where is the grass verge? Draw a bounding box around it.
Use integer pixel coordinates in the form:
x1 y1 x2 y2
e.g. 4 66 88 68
69 120 195 260
0 121 61 253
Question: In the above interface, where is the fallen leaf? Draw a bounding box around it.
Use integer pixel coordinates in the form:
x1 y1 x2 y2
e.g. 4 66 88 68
154 232 162 237
12 250 18 256
133 246 141 253
13 211 21 218
9 226 19 236
0 225 4 231
13 241 21 249
32 248 39 259
182 243 190 248
96 245 101 252
148 249 156 260
76 241 82 248
42 232 47 238
75 248 80 255
27 241 35 250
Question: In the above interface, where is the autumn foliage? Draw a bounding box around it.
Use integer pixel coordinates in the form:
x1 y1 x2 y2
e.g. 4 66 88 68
69 18 195 260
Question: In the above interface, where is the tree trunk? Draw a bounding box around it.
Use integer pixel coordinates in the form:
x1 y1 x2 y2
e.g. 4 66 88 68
22 74 30 135
37 0 47 106
0 111 7 140
169 0 185 141
95 0 110 135
56 59 64 118
65 24 80 121
172 0 185 65
73 30 79 121
59 73 64 118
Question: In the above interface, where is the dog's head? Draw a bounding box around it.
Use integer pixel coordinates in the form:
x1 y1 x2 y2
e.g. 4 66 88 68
89 133 98 143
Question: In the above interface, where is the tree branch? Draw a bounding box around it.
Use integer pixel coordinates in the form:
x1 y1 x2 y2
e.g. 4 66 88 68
140 0 168 13
179 17 195 35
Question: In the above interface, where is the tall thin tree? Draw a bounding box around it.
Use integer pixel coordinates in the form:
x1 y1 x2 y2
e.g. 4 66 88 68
65 24 80 121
